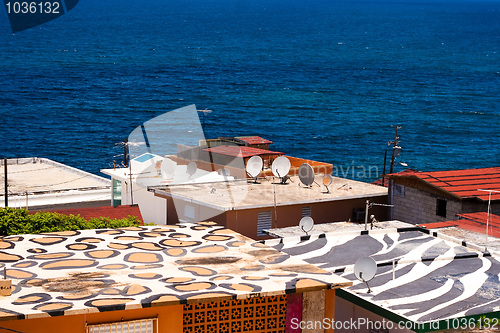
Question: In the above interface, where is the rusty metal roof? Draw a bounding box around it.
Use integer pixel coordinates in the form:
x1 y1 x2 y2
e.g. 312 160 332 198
203 146 283 158
235 136 273 145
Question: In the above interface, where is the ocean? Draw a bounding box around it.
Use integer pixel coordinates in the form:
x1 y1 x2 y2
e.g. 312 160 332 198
0 0 499 181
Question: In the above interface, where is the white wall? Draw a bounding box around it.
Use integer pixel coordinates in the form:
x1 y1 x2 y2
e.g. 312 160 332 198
121 181 166 225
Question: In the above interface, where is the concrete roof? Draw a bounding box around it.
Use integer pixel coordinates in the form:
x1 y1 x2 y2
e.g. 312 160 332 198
1 158 110 195
1 158 111 209
266 220 413 238
0 222 350 321
261 224 500 328
151 175 388 211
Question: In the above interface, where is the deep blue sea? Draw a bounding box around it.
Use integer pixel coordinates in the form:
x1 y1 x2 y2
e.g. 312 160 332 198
1 0 499 181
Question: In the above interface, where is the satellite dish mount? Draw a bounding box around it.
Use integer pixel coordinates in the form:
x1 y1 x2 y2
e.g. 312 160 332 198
299 216 314 236
322 174 333 194
354 257 377 294
298 163 315 188
246 156 263 183
271 156 291 185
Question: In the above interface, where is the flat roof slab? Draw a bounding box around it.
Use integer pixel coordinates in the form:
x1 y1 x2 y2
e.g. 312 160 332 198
266 220 413 238
0 222 350 321
262 227 500 325
1 158 110 195
153 176 388 210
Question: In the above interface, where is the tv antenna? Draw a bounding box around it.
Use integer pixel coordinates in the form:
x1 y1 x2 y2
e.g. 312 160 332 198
298 163 315 187
186 162 197 179
246 156 263 183
197 109 213 126
354 257 377 293
322 174 333 194
364 200 394 230
299 216 314 235
271 156 291 184
477 189 500 252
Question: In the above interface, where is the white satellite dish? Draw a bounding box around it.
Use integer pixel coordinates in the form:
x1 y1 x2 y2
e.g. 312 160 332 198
161 157 176 180
299 216 314 235
354 257 377 293
220 168 231 178
186 162 197 178
246 155 263 181
298 163 315 187
322 174 333 193
272 156 291 183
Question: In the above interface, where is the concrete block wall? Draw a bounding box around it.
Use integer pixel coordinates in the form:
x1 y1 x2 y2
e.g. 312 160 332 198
392 186 461 225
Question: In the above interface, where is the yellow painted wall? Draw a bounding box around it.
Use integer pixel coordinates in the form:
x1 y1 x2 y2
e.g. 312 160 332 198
0 305 183 333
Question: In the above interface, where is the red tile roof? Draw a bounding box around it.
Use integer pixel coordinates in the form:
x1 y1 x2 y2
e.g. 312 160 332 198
420 212 500 238
204 145 283 158
235 136 273 145
33 205 144 223
387 167 500 201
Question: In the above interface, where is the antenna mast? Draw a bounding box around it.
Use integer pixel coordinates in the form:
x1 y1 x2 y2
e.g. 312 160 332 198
389 125 401 174
3 158 7 208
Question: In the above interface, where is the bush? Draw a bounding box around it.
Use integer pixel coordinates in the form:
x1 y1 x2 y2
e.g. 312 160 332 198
0 207 141 236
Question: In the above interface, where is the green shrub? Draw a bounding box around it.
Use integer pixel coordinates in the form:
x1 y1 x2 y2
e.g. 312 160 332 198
0 207 141 236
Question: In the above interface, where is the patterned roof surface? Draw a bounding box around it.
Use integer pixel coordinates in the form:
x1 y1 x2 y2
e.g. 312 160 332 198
387 167 500 201
203 146 283 158
262 227 500 324
0 222 350 321
32 205 144 223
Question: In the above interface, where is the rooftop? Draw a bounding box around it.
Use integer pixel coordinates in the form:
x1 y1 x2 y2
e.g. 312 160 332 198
203 146 283 158
266 220 412 238
1 158 111 209
32 205 144 224
0 222 350 321
419 212 500 251
387 167 500 201
1 158 110 196
261 224 500 328
421 212 500 237
101 153 233 187
151 175 388 211
234 136 273 146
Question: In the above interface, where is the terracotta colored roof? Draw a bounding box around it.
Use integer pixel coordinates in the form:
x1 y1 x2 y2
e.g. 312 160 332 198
372 169 418 187
34 205 144 223
420 212 500 238
387 167 500 201
204 145 283 158
235 136 273 145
